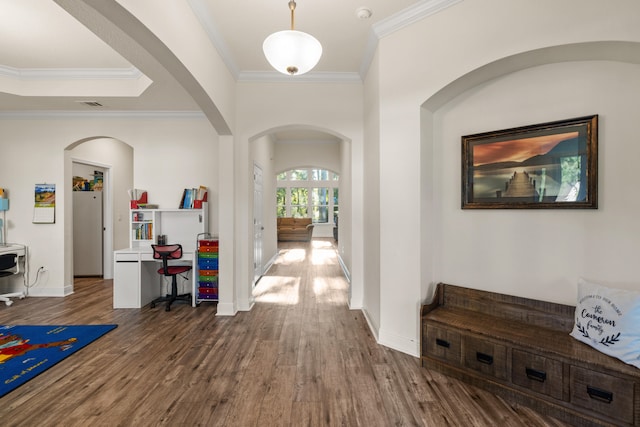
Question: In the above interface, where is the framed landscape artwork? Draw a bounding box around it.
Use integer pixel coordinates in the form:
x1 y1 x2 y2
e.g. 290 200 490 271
462 115 598 209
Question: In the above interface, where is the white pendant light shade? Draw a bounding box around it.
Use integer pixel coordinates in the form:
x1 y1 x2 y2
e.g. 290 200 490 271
263 30 322 75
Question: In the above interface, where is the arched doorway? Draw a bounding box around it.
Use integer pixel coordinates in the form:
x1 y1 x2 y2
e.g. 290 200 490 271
64 138 133 290
248 125 353 305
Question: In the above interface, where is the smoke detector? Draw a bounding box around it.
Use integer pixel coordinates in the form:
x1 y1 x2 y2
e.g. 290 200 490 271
355 7 372 20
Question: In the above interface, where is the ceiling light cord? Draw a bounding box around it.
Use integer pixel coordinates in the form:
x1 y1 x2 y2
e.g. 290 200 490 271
289 1 296 30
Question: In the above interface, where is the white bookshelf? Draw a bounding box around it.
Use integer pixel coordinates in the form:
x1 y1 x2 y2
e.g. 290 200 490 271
129 203 208 251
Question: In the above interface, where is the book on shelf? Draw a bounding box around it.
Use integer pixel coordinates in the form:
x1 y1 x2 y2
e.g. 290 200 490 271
133 222 153 240
179 186 208 209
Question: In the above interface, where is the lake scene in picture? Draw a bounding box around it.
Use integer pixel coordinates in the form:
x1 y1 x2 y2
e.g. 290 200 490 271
471 131 584 203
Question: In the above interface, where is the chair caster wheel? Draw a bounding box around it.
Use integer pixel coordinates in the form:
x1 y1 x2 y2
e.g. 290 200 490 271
150 302 156 308
165 306 171 312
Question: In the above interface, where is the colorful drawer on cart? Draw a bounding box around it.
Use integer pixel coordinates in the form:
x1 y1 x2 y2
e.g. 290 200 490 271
197 238 219 302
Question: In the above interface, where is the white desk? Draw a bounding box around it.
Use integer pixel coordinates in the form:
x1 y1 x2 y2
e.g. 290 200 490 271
113 247 197 308
0 243 26 258
0 244 27 305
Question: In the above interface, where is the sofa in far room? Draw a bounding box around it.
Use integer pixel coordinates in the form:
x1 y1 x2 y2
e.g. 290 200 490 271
277 217 314 241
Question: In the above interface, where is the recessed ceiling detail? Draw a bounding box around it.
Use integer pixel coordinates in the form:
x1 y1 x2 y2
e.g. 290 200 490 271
0 0 463 114
0 65 152 97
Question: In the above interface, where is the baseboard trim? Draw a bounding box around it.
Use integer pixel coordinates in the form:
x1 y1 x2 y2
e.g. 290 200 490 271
361 309 420 357
215 302 237 316
262 252 278 276
336 251 351 283
25 284 72 298
378 328 420 357
361 308 380 342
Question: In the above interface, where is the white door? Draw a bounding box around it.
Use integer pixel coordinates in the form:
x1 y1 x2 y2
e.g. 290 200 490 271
253 164 263 284
73 191 103 276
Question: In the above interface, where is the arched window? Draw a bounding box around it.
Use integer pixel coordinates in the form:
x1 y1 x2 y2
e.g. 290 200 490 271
276 168 339 223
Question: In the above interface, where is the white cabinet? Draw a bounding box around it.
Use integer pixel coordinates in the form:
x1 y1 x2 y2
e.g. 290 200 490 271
113 252 143 308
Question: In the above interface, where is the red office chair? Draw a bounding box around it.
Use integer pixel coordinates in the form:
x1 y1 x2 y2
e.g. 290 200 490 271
150 244 192 311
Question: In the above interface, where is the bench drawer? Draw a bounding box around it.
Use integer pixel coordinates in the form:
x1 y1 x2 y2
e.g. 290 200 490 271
424 324 461 363
462 335 507 380
512 349 564 400
570 366 634 424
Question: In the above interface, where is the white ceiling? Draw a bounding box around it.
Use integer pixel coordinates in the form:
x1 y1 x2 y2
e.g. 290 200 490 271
0 0 457 118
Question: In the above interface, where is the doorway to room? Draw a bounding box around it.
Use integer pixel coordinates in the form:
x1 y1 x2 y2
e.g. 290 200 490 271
65 137 133 286
72 161 105 277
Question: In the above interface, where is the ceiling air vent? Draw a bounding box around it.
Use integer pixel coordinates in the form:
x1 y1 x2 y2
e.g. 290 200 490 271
76 101 103 107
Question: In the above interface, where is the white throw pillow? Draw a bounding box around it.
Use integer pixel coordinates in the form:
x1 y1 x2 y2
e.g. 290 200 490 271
570 278 640 369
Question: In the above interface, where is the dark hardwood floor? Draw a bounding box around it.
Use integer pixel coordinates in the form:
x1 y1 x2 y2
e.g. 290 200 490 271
0 239 569 426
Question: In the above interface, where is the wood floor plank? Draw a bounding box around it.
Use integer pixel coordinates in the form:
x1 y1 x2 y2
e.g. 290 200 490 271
0 240 570 426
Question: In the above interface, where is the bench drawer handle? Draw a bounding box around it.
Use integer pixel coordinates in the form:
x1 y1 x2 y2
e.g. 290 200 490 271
436 338 450 348
587 386 613 404
476 352 493 365
525 368 546 382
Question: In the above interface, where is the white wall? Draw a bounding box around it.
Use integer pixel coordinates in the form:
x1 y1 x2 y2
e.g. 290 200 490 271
274 141 340 174
362 50 381 332
371 0 640 356
338 139 353 284
251 134 277 276
435 61 640 299
0 115 218 296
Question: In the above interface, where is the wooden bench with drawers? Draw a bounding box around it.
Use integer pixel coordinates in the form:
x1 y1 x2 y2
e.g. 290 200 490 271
420 283 640 427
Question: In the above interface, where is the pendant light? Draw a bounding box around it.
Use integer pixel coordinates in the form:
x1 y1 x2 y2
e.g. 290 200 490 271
263 0 322 76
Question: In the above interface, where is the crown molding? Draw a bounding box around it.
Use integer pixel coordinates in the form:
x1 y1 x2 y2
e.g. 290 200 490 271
237 70 362 83
372 0 463 39
0 110 206 119
0 65 143 80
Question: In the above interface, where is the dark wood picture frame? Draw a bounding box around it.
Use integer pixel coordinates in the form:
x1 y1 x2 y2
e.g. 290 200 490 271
462 115 598 209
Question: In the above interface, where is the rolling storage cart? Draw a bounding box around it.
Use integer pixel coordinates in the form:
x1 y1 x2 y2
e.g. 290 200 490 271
197 233 218 303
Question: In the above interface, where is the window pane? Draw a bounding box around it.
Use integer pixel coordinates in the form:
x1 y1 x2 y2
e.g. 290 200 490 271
276 188 287 217
277 172 287 181
312 169 329 180
333 206 339 224
332 172 340 181
333 188 339 204
290 169 308 180
291 206 308 217
291 187 308 205
311 187 329 204
291 187 308 218
313 206 329 223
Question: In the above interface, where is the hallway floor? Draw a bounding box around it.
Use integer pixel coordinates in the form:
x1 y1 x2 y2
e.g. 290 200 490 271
0 239 567 426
